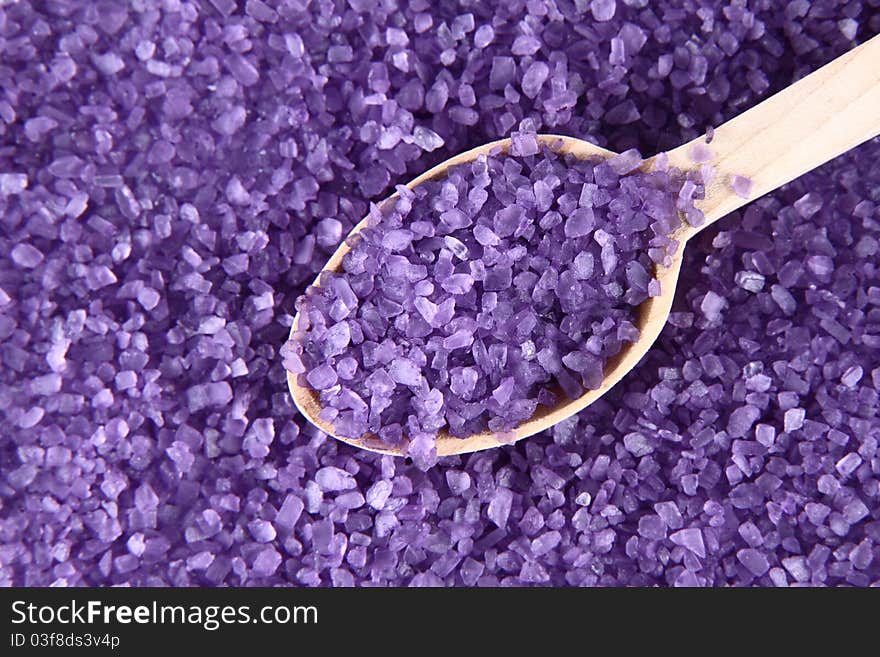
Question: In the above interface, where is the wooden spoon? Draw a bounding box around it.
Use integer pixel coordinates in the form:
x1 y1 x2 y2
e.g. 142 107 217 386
287 35 880 457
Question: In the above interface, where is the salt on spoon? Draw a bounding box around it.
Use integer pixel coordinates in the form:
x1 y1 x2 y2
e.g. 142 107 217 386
287 34 880 457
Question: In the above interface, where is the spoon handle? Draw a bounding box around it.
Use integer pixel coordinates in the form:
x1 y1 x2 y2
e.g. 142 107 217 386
668 34 880 237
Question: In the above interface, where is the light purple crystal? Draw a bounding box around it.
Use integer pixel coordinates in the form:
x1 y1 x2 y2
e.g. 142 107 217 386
670 529 706 558
689 143 714 163
731 175 753 198
488 488 513 527
315 467 356 492
590 0 616 22
737 548 770 577
521 62 550 99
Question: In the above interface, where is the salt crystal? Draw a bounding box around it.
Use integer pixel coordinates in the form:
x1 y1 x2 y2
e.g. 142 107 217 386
735 271 764 292
638 514 667 540
843 499 869 524
593 529 616 554
784 408 805 433
564 207 595 238
670 528 706 558
755 424 776 447
511 35 541 56
336 491 365 509
727 405 760 438
834 17 859 40
92 52 125 75
315 467 356 492
623 432 653 457
688 143 714 163
770 284 797 315
366 480 393 511
731 175 753 198
382 229 414 252
488 488 513 527
18 408 45 429
0 173 28 195
441 273 474 295
388 358 421 386
252 548 282 577
275 494 304 531
474 25 495 48
793 192 822 218
413 126 444 152
11 244 44 268
835 452 862 477
590 0 616 22
446 471 472 495
521 62 550 99
700 290 726 321
608 149 642 174
782 557 809 583
248 520 277 543
137 287 161 311
840 365 863 388
226 176 250 204
737 548 769 577
306 365 338 390
214 106 247 135
24 117 58 141
654 502 683 530
115 371 138 390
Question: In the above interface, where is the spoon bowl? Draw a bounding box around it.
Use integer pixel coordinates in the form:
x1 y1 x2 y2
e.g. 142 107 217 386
288 35 880 457
287 135 678 456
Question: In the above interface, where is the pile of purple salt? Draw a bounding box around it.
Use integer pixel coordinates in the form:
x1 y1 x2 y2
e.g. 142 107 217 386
285 132 706 450
1 0 878 588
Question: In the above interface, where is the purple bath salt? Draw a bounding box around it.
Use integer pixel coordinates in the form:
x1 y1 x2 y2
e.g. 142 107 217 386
1 0 878 591
288 129 706 454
